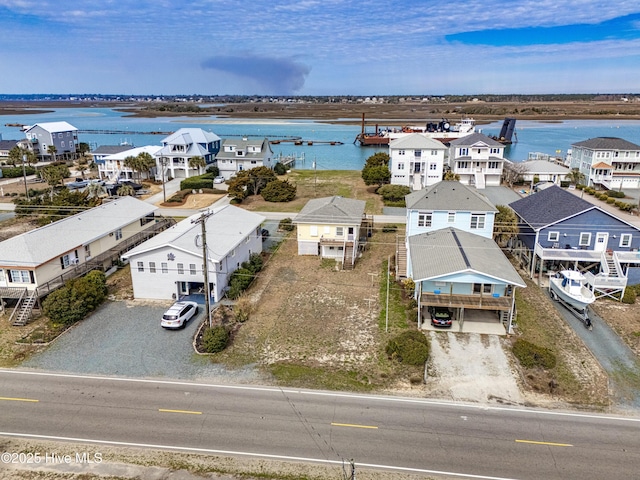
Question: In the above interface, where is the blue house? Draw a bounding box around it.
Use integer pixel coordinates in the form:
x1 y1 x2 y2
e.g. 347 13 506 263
408 228 525 334
509 185 640 298
405 181 497 239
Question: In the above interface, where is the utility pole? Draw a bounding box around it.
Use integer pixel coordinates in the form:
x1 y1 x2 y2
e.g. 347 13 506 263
161 157 168 203
22 154 30 200
192 210 214 328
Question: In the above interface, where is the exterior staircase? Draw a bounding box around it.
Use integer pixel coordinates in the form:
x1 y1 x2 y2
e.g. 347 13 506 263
474 170 486 189
605 251 619 277
343 245 355 270
396 235 407 278
11 289 38 326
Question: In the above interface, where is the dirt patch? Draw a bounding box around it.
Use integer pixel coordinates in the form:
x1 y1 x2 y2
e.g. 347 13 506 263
592 300 640 358
160 192 225 209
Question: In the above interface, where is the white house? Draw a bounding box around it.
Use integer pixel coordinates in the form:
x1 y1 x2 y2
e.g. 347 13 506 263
216 137 274 180
122 205 265 303
23 121 79 161
568 137 640 190
97 145 162 182
389 134 447 190
448 133 505 188
155 128 221 180
514 159 570 185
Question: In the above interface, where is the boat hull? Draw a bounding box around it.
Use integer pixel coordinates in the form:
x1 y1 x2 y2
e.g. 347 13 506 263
549 277 595 311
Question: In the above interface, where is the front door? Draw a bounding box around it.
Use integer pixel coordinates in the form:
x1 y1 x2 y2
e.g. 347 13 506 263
594 232 608 252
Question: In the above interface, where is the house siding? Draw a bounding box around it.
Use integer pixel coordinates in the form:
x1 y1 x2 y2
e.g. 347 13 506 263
406 210 494 239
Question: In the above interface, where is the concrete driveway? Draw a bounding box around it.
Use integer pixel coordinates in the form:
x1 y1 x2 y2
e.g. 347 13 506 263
21 300 261 383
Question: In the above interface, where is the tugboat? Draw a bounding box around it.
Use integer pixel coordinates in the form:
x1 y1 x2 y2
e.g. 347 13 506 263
549 270 595 328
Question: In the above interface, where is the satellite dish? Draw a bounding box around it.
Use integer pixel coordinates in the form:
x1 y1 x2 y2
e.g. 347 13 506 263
194 234 203 248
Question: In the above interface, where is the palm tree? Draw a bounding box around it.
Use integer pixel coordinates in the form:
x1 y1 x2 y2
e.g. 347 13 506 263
567 168 585 186
137 152 156 181
443 170 460 181
123 155 142 182
47 145 57 163
188 156 206 175
116 184 136 197
85 182 105 199
76 156 90 179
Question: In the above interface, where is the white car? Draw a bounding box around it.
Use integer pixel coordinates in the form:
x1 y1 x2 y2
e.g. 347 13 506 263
213 176 225 184
161 301 199 329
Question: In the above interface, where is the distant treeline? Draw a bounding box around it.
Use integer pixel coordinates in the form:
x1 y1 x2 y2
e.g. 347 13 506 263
0 93 637 104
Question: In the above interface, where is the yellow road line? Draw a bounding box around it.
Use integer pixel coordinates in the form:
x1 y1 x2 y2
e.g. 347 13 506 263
516 439 573 447
331 422 378 429
158 408 202 415
0 396 39 403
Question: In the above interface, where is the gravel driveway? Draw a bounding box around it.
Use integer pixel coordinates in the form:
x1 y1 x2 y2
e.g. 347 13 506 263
21 300 262 383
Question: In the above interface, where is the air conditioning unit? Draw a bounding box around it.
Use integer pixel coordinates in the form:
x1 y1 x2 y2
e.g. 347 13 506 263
70 258 80 265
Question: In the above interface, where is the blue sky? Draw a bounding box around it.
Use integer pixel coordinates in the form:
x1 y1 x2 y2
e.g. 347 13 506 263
1 0 639 96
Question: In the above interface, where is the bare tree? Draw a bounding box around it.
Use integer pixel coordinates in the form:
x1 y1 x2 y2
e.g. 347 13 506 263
502 161 527 188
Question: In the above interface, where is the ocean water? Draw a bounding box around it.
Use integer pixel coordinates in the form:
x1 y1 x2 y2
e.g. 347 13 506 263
2 107 640 170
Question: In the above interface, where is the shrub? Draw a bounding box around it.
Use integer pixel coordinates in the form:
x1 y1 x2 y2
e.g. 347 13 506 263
622 287 637 304
1 166 36 178
42 270 107 326
273 162 287 175
279 217 295 231
205 165 220 176
234 297 253 323
605 190 625 198
533 176 540 184
606 197 616 204
261 179 296 202
386 330 429 366
201 325 229 353
597 193 608 201
576 184 585 190
512 338 556 369
180 176 215 190
381 224 398 232
377 184 410 203
227 268 255 299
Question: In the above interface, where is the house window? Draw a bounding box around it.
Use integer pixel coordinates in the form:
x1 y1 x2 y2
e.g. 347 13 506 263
115 229 122 240
324 226 331 234
431 150 438 155
149 262 156 273
458 161 469 169
84 244 91 259
548 232 560 242
399 150 405 155
418 212 432 227
429 163 437 171
60 253 76 269
414 150 422 158
473 283 492 294
189 263 196 275
470 214 485 229
459 148 468 156
490 148 500 154
161 262 168 273
310 225 318 237
137 261 144 273
232 248 236 257
579 232 591 246
620 234 632 248
448 212 455 223
177 263 184 274
9 270 31 283
488 161 500 169
336 227 344 236
398 162 404 170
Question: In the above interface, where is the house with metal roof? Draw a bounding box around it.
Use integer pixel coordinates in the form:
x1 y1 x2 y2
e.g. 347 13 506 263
96 145 162 182
404 181 497 239
292 196 371 269
514 159 571 185
216 137 274 180
568 137 640 190
23 121 79 161
389 133 447 190
91 145 134 172
155 128 221 180
509 185 640 298
448 133 506 189
408 227 525 334
122 204 265 303
0 197 171 325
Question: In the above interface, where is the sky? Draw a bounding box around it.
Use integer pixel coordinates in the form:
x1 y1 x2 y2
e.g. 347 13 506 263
1 0 640 96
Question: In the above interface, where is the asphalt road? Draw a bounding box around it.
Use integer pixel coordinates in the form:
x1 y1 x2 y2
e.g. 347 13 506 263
1 370 639 480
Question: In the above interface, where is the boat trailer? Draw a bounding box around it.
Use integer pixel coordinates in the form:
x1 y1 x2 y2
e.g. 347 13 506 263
549 286 593 331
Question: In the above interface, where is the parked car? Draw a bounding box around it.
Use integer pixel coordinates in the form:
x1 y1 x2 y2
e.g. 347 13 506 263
213 176 225 184
161 301 199 329
261 228 270 241
429 306 453 328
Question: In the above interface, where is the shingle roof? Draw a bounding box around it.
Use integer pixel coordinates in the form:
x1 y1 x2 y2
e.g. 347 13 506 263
389 133 447 150
91 145 133 155
408 227 525 286
0 197 157 268
103 145 162 161
405 181 497 212
123 205 265 262
293 196 366 225
571 137 640 150
448 132 503 147
0 139 19 151
591 161 613 169
509 185 593 230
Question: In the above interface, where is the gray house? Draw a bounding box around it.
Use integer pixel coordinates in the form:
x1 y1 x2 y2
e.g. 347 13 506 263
24 121 79 160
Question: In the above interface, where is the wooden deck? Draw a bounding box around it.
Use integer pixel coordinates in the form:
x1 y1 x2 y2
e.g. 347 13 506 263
420 292 513 310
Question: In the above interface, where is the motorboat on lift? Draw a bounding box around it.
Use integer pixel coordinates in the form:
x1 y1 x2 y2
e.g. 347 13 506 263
549 270 595 312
